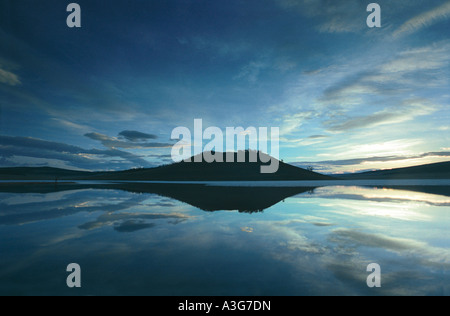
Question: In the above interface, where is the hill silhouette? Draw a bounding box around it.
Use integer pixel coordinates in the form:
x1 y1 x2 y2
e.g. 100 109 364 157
88 151 333 181
337 161 450 180
0 166 93 180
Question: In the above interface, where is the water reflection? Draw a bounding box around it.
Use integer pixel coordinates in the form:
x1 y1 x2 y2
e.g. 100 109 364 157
1 182 448 213
307 186 450 206
0 182 449 295
79 211 190 232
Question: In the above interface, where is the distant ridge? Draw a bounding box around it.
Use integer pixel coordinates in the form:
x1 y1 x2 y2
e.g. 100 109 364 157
0 166 93 180
0 151 334 181
337 161 450 180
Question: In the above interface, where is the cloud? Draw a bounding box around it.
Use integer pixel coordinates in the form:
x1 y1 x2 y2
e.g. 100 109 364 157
1 135 89 156
379 42 450 75
79 211 190 231
330 229 427 252
118 130 158 142
234 61 269 83
280 111 316 136
327 111 400 132
322 76 378 101
0 28 152 124
50 118 91 133
313 41 449 134
308 135 328 139
296 151 450 167
305 186 450 208
189 36 250 58
276 0 367 33
0 68 21 86
114 220 156 233
281 134 330 147
326 99 436 132
84 132 172 149
321 41 450 107
259 210 450 295
394 1 450 38
275 41 449 138
330 228 450 266
235 55 298 83
0 135 154 170
0 190 150 226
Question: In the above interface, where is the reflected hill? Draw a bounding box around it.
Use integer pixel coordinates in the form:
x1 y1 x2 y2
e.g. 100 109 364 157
0 182 315 213
110 183 317 213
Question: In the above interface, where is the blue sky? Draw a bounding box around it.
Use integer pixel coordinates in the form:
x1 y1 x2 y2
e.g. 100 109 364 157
0 0 449 173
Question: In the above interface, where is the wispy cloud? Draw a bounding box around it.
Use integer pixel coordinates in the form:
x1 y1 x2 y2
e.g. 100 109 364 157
326 111 401 132
85 132 172 149
80 212 190 232
326 99 437 132
234 54 299 84
313 40 449 134
280 111 316 136
0 135 159 170
0 29 150 124
394 1 450 38
308 135 328 139
275 0 367 33
379 42 450 75
321 41 450 104
188 36 250 58
50 118 91 133
118 130 158 142
0 68 20 86
234 61 268 83
293 150 450 174
298 151 450 167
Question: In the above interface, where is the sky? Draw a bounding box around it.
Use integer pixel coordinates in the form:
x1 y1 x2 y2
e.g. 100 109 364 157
0 0 449 174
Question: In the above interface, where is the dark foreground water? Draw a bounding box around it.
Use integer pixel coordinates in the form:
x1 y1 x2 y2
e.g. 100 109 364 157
0 182 449 296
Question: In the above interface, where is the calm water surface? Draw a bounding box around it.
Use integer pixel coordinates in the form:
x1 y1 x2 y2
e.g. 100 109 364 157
0 182 449 295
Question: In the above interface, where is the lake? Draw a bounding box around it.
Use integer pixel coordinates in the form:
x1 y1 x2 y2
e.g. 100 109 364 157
0 181 449 296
